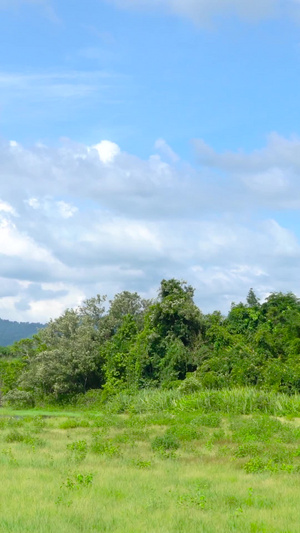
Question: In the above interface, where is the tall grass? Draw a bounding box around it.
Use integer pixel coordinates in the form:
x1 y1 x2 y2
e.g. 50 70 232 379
0 406 300 531
2 387 300 531
102 387 300 416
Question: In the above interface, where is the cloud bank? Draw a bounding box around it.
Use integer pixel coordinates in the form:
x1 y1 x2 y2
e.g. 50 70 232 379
0 133 300 322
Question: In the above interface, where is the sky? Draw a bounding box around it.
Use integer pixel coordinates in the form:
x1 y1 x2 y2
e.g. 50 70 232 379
1 0 300 322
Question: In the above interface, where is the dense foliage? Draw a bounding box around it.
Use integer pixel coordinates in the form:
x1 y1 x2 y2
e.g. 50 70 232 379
2 279 300 405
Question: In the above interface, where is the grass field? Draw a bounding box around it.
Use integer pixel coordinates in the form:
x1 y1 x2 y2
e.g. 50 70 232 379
1 388 300 532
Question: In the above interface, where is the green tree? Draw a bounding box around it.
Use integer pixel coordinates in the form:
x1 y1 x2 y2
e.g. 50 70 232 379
101 291 149 340
246 288 260 308
133 279 204 385
150 279 204 345
19 297 107 400
101 314 139 395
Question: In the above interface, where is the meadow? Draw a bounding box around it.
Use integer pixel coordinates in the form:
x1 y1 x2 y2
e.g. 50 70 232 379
0 388 300 532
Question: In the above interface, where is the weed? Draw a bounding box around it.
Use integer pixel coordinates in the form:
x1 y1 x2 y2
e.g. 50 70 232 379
192 413 221 428
166 424 200 442
59 418 91 429
129 458 152 469
224 495 243 509
6 417 24 428
61 472 94 490
113 432 131 444
0 418 7 430
243 457 277 474
250 523 267 533
1 447 18 466
5 430 44 447
212 428 226 442
230 416 284 443
31 416 46 432
5 430 25 443
178 492 207 509
59 418 79 429
56 471 94 505
23 434 45 448
234 443 262 458
177 482 210 510
67 440 88 462
91 437 121 457
151 433 180 452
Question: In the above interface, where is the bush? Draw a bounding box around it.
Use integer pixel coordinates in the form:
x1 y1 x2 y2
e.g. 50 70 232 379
151 432 180 452
5 430 26 442
75 389 103 409
179 376 202 394
192 413 221 428
3 390 34 408
91 438 121 457
166 424 200 442
0 359 26 395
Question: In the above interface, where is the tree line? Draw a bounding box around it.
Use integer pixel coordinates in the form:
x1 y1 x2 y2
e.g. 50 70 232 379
1 279 300 406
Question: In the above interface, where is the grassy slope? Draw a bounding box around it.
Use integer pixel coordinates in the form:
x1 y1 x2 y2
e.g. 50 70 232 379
1 389 300 532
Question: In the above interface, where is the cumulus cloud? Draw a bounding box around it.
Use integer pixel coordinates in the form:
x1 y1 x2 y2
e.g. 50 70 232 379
194 133 300 172
0 200 17 216
105 0 298 24
0 134 300 321
154 139 179 163
92 140 121 164
194 133 300 209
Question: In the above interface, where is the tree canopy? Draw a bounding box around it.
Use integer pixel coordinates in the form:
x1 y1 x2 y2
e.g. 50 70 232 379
2 282 300 406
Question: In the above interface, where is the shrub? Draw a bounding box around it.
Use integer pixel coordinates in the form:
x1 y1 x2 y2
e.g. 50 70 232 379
234 443 262 458
166 424 200 442
67 440 88 462
192 413 221 428
91 434 121 457
75 389 103 409
178 376 202 394
3 390 34 408
151 432 180 452
5 430 26 443
59 418 91 429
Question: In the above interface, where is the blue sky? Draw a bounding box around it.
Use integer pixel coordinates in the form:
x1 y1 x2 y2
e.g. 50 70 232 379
0 0 300 322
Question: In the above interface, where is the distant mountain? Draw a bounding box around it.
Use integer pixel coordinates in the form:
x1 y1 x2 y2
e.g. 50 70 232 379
0 318 45 347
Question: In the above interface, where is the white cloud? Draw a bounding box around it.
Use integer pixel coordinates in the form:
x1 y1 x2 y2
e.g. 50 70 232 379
92 140 121 164
194 133 300 208
194 133 300 173
26 198 40 209
56 201 78 219
0 215 62 265
154 138 179 163
243 168 288 195
1 134 300 321
0 200 17 216
26 197 78 219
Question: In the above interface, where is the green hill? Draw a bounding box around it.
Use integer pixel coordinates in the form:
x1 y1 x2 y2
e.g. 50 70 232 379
0 318 44 347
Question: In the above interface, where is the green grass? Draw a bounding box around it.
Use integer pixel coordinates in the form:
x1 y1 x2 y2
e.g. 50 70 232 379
0 408 81 417
1 388 300 531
